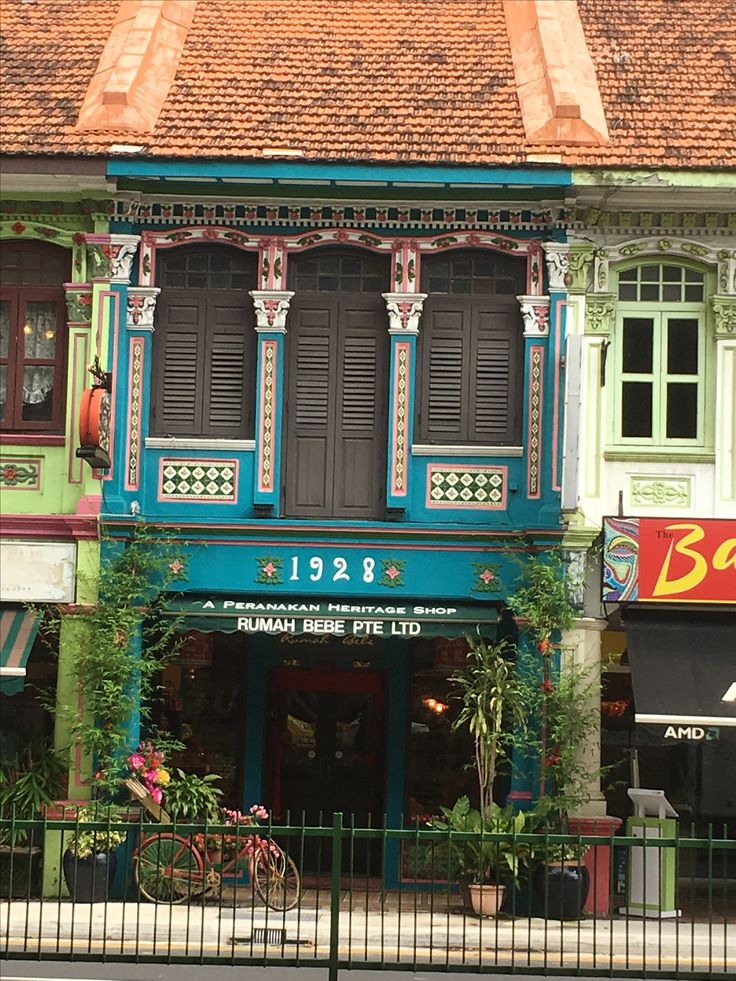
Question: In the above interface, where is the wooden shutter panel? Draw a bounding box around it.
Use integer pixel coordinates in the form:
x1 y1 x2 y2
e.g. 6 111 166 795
295 333 331 428
341 335 377 431
206 332 247 433
419 306 466 442
154 295 206 435
471 307 521 444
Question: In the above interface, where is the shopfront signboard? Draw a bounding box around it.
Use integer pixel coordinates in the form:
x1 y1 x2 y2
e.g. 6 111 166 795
0 540 76 603
603 517 736 604
165 597 498 639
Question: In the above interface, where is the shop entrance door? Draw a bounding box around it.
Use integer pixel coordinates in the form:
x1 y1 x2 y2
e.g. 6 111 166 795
268 668 385 865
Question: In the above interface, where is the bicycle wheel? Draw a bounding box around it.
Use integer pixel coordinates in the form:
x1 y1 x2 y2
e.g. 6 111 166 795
253 844 301 911
135 833 204 904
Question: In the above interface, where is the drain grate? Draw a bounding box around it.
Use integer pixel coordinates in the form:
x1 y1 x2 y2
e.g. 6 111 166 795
233 927 287 946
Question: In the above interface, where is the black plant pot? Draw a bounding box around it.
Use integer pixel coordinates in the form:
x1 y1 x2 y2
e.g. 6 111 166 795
533 862 590 920
62 849 117 903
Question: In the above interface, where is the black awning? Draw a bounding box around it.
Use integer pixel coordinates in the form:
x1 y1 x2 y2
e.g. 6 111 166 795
626 609 736 741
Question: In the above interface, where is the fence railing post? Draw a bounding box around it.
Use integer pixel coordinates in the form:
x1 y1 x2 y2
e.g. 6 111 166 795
329 812 343 981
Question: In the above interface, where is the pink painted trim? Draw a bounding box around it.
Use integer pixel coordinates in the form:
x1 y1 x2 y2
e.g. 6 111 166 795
75 494 102 516
551 298 565 493
390 342 410 497
257 340 277 494
67 332 89 486
124 336 145 491
0 513 99 540
425 463 508 510
0 434 65 446
99 290 121 482
526 345 544 500
157 457 240 504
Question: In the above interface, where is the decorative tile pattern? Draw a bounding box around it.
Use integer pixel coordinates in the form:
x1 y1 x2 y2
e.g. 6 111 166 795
630 475 692 508
379 559 405 588
0 458 41 490
426 465 506 509
391 343 410 496
258 340 277 494
159 458 238 502
125 337 144 491
471 562 501 593
527 346 544 499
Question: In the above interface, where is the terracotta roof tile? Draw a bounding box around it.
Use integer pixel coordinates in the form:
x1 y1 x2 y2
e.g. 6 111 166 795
1 0 734 168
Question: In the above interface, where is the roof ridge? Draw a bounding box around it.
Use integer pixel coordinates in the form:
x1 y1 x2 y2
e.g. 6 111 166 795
76 0 196 133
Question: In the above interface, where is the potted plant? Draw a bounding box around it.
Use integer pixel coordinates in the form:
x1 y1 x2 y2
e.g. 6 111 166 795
163 769 223 824
0 742 65 897
506 551 601 919
62 803 127 903
429 796 527 917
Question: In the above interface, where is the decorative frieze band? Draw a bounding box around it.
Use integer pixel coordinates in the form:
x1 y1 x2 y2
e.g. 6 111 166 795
126 287 160 330
383 293 427 334
517 295 550 337
250 290 294 332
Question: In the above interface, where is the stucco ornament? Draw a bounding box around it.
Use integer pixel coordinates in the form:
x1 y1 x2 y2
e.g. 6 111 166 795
585 294 616 335
86 234 140 283
382 293 427 334
249 290 295 332
712 296 736 336
517 295 551 336
542 243 570 290
126 287 160 330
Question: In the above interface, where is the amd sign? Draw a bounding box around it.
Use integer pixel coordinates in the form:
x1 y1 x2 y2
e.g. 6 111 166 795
663 725 720 741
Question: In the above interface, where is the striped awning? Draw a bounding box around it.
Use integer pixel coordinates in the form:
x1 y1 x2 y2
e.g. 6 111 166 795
0 607 41 696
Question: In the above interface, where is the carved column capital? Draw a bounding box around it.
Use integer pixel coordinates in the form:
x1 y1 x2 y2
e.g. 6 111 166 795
249 290 295 332
712 295 736 337
517 295 551 337
126 287 160 330
542 242 570 291
64 283 93 325
585 293 616 336
85 233 140 283
382 292 427 334
567 245 597 294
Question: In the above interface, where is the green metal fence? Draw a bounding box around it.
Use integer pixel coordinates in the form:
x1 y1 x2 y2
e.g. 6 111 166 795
1 810 733 978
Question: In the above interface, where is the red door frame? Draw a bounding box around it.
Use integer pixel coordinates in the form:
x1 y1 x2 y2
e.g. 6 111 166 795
268 667 385 818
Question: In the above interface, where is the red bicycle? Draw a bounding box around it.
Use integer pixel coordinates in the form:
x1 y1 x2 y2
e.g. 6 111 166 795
127 780 301 910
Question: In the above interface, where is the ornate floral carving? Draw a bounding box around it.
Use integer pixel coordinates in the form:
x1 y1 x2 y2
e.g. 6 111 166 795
517 295 550 336
630 476 691 508
382 292 426 333
250 290 294 332
567 246 596 293
64 285 93 324
712 296 736 336
85 234 139 282
585 294 616 335
126 287 160 330
542 243 570 290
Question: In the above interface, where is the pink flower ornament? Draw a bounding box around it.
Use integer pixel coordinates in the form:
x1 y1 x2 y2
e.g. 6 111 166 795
128 753 146 771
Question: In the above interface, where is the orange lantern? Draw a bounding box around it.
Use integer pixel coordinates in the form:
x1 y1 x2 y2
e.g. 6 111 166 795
76 386 111 469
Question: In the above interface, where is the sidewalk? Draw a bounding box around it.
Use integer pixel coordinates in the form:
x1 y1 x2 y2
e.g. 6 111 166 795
2 899 734 974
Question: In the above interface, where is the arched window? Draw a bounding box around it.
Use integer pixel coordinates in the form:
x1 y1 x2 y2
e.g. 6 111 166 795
418 250 525 445
612 262 711 448
0 240 70 433
152 246 258 438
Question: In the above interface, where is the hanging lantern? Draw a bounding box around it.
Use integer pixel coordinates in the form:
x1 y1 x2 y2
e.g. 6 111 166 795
76 385 112 469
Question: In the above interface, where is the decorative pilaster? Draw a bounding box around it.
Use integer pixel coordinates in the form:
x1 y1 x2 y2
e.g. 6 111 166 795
713 295 736 505
517 295 550 337
382 292 426 510
250 290 294 512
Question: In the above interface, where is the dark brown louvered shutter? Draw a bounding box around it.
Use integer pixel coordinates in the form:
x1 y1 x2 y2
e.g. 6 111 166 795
334 304 387 517
417 304 467 443
471 305 521 444
153 296 205 435
203 295 254 436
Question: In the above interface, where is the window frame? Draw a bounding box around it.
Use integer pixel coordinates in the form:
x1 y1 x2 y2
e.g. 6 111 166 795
609 260 713 452
0 285 68 434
